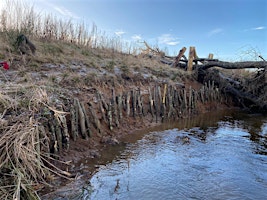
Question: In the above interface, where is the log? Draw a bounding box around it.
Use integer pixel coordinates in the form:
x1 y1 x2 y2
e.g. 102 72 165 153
173 47 187 67
199 68 267 111
197 61 267 70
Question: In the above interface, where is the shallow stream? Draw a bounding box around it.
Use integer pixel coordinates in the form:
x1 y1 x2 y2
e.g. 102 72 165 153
46 110 267 200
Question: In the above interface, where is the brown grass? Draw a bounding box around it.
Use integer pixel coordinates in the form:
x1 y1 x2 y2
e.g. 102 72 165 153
0 84 74 199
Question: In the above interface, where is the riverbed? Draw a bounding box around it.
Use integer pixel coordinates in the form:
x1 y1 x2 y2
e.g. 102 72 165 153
43 110 267 200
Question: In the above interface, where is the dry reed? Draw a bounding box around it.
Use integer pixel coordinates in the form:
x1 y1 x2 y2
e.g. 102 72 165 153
0 84 71 200
0 0 139 54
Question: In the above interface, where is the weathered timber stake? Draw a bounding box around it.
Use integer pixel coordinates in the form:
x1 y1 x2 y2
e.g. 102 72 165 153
58 114 70 150
148 87 154 120
126 91 131 116
87 102 102 136
173 89 179 118
161 84 167 122
136 88 143 117
154 86 159 123
81 102 92 137
208 53 214 59
140 92 144 116
193 89 196 109
76 98 87 139
188 46 197 71
112 89 119 127
108 101 113 130
98 92 107 123
177 89 183 117
55 116 63 151
168 85 174 119
131 90 136 118
117 93 123 120
70 106 78 141
122 93 127 111
189 86 192 112
48 119 58 153
173 47 187 67
183 89 187 112
200 86 205 103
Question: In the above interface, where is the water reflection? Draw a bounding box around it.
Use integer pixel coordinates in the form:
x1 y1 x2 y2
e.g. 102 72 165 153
85 111 267 200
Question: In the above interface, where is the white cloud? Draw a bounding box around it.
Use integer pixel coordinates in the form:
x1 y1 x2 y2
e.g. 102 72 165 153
131 34 142 41
207 28 223 37
252 26 265 30
158 34 180 46
53 6 78 19
115 30 126 37
33 0 79 19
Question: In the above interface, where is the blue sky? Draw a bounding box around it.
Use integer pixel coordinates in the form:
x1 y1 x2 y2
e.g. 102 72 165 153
2 0 266 60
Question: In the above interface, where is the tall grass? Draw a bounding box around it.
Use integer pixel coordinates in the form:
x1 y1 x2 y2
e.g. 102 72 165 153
0 0 138 54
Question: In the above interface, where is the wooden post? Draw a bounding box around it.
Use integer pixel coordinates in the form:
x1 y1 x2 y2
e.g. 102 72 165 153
189 86 192 112
88 102 102 136
112 89 119 127
188 46 195 71
148 87 154 121
173 47 187 67
108 102 113 130
117 93 123 120
126 91 131 116
81 102 92 137
76 98 87 139
70 105 78 141
98 92 107 123
161 84 167 122
131 90 136 118
154 86 158 123
208 53 214 59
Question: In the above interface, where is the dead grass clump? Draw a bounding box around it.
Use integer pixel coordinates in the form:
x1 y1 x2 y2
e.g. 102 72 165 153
0 85 71 199
0 121 49 199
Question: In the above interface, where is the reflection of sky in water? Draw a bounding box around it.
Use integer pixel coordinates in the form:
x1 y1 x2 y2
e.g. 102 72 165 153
87 116 267 200
262 122 267 135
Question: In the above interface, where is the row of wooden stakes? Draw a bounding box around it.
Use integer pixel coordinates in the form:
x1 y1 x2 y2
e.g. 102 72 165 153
45 81 225 153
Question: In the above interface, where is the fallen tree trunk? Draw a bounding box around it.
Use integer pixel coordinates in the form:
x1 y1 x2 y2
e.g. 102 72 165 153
196 61 267 70
197 67 267 112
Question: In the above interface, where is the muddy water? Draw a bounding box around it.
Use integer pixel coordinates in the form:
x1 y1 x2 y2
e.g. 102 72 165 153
80 110 267 200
